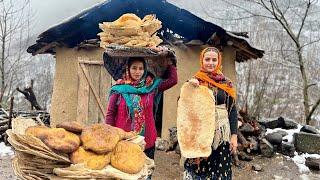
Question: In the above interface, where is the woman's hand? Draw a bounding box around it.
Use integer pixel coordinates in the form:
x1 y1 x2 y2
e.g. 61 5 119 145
188 78 199 87
230 134 238 154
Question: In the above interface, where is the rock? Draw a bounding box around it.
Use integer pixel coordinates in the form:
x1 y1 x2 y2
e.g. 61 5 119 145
305 157 320 170
260 138 274 158
239 123 255 134
283 119 298 129
300 125 319 134
259 117 298 129
281 143 295 157
258 118 280 129
252 164 262 171
168 127 178 149
175 143 181 155
294 132 320 154
277 117 286 128
275 130 288 137
238 151 253 161
155 138 170 151
265 132 283 145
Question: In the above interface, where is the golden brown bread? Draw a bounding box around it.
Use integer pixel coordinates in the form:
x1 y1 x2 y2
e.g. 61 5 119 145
110 141 146 174
56 121 84 133
70 147 111 170
43 128 81 153
25 126 81 153
81 124 136 154
25 126 50 139
81 124 120 154
177 83 216 158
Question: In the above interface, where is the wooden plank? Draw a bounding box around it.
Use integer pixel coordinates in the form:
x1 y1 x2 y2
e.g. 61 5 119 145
32 42 58 56
99 66 111 123
78 60 104 65
77 63 90 124
88 62 100 124
79 63 106 118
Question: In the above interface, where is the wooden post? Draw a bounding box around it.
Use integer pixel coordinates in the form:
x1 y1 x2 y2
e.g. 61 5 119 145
31 80 34 110
8 96 14 129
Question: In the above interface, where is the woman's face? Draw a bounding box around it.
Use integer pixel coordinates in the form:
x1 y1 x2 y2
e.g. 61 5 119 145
129 60 145 81
202 51 219 73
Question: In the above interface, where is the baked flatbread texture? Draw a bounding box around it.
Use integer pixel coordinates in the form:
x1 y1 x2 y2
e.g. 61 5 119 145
177 82 216 158
70 147 111 170
56 121 84 134
110 141 146 174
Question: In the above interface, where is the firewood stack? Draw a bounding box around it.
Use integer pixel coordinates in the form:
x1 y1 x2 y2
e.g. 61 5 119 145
98 13 163 48
234 109 263 165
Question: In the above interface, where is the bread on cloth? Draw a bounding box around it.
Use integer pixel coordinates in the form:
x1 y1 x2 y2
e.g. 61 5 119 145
110 141 146 174
70 146 111 170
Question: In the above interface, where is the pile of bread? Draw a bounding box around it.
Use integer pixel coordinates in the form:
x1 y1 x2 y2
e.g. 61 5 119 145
98 13 163 48
7 118 151 180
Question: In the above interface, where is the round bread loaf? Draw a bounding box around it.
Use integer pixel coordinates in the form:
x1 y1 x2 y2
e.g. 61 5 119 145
111 141 146 174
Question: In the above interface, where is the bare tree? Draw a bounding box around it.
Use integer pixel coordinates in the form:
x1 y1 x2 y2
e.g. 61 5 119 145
0 0 31 108
219 0 320 124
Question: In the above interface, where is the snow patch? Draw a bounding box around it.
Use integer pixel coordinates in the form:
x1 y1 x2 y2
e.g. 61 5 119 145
0 142 14 157
291 152 320 174
266 124 303 144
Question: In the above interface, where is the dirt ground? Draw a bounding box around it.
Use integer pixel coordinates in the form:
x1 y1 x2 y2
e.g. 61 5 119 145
1 150 319 180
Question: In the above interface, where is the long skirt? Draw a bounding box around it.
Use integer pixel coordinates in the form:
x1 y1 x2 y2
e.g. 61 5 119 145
144 146 155 180
183 142 232 180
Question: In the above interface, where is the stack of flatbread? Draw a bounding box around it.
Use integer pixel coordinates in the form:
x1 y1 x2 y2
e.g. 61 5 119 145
7 118 70 180
98 13 163 48
7 118 154 180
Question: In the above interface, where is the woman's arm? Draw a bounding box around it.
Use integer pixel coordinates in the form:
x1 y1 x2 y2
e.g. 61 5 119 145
227 95 238 154
105 93 119 126
228 96 238 135
158 65 178 92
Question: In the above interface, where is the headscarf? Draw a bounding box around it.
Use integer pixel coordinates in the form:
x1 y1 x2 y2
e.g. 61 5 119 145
109 57 162 135
194 47 236 99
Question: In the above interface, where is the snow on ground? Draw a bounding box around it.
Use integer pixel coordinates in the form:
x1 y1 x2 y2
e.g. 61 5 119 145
292 152 320 174
265 124 320 174
265 124 303 144
0 142 14 157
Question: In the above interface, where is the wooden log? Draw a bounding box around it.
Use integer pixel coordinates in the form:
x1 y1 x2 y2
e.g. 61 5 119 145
16 85 43 110
237 131 251 148
8 96 14 129
0 119 9 126
0 108 9 117
0 124 8 132
247 136 259 152
232 152 241 167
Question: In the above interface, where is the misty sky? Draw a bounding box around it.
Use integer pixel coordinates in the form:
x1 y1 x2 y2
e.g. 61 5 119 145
28 0 195 36
30 0 103 35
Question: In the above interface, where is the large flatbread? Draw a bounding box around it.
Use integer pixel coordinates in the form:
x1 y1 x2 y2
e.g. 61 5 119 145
177 82 216 158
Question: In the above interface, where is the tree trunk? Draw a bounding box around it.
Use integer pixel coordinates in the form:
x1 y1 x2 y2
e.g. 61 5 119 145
296 46 310 124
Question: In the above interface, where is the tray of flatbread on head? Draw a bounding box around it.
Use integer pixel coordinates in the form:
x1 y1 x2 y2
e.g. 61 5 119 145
177 82 216 158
